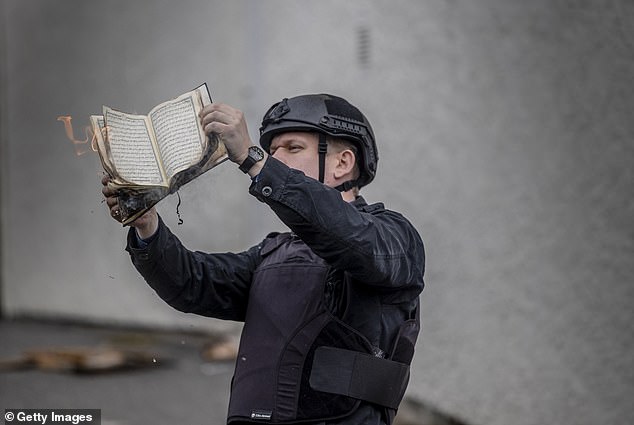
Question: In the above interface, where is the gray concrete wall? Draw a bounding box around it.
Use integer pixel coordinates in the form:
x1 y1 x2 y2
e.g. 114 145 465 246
1 1 632 425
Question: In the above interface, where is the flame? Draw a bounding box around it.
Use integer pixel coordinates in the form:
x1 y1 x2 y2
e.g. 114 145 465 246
57 115 98 156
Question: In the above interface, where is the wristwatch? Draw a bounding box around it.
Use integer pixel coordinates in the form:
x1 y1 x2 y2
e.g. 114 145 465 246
239 145 265 173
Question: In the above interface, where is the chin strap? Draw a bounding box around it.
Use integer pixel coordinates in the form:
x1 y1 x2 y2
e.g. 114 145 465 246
318 133 327 183
334 180 357 192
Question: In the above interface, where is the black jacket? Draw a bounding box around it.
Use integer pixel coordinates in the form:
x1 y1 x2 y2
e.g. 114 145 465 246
126 157 425 424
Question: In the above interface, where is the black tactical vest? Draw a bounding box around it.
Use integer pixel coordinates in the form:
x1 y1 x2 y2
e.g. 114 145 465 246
227 233 419 424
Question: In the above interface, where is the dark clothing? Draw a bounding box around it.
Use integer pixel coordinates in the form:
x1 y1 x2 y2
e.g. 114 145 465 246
125 157 425 424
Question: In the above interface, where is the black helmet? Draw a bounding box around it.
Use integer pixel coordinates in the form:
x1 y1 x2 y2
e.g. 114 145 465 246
259 94 378 189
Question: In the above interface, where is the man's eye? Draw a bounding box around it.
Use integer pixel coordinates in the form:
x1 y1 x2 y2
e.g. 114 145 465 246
289 145 302 152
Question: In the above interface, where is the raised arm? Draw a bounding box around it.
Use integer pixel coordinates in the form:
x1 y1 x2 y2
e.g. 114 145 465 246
249 157 425 288
125 216 262 321
102 175 260 320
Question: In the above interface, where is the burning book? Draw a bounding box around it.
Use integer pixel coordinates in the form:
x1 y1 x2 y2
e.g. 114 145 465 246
91 83 228 225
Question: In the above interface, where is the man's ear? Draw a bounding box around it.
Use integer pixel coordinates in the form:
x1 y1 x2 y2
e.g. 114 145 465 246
333 148 357 179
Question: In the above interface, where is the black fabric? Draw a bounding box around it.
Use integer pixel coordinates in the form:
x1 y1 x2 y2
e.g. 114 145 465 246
125 156 425 425
227 234 331 423
295 320 371 421
390 319 418 365
310 347 409 410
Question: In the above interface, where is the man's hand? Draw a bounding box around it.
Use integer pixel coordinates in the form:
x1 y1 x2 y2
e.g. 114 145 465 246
101 175 158 239
199 103 253 165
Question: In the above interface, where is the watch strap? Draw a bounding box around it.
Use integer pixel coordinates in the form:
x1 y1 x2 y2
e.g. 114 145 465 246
239 146 264 173
239 156 257 173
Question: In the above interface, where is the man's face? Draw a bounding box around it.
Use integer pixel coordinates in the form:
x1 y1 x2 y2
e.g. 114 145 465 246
269 132 322 181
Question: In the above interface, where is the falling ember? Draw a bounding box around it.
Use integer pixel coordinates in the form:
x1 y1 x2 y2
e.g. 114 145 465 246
57 115 98 156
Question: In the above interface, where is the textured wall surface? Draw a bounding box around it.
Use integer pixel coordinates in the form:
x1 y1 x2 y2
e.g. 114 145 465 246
1 1 632 425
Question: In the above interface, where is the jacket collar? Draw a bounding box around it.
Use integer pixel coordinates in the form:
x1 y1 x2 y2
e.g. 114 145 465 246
352 196 385 214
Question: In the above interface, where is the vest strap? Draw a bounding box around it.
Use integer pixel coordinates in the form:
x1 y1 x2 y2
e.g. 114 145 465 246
309 346 410 410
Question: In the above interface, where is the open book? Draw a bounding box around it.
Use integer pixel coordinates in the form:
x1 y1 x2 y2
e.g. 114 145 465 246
91 83 228 225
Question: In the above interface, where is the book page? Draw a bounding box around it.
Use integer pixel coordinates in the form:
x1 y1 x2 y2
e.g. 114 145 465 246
104 107 164 185
149 92 205 180
194 82 212 106
90 115 115 177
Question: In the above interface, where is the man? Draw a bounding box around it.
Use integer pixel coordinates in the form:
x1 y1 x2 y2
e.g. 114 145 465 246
102 94 425 425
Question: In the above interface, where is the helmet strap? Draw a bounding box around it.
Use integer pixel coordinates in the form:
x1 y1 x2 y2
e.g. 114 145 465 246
334 180 357 192
318 133 327 183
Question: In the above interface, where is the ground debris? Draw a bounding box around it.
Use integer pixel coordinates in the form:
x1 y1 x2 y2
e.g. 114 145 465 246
200 336 239 362
0 346 165 374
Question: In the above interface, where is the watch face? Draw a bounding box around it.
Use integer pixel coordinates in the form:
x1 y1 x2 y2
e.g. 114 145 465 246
250 146 265 160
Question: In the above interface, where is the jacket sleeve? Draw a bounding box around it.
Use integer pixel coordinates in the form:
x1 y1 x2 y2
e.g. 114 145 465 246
125 215 261 321
249 157 425 289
